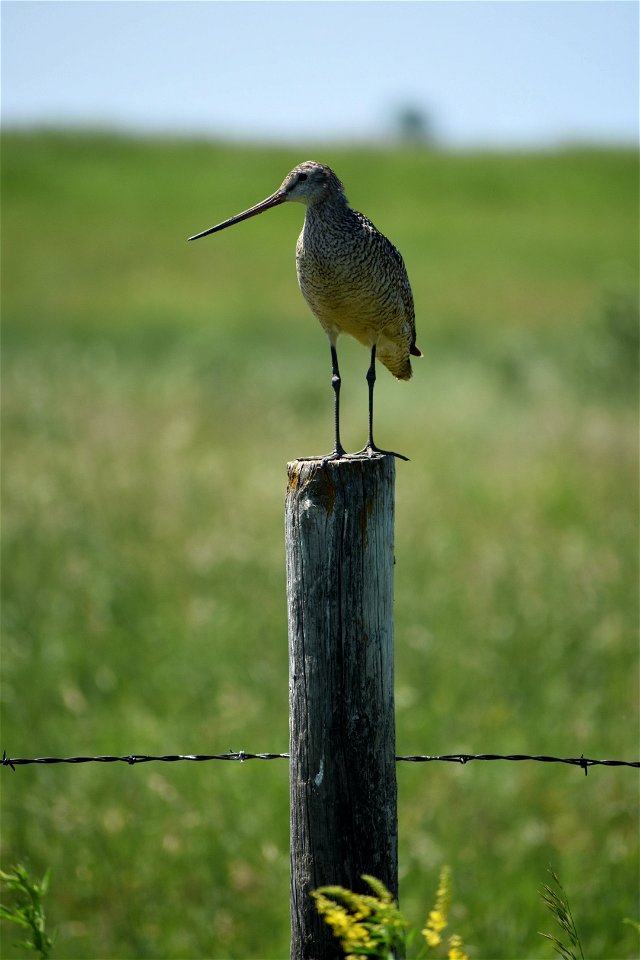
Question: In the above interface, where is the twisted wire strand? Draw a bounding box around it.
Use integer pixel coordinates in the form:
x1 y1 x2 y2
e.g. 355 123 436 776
3 750 638 773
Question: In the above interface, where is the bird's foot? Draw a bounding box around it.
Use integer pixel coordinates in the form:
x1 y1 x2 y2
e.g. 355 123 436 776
296 446 348 465
346 443 410 462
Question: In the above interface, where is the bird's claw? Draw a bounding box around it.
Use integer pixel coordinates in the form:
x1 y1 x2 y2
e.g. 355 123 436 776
346 444 410 462
296 447 348 465
296 445 409 464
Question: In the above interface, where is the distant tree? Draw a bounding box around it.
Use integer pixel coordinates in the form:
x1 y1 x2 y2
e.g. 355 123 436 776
394 103 436 145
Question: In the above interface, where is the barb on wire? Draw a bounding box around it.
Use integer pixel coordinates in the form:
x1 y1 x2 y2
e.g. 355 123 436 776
2 749 638 773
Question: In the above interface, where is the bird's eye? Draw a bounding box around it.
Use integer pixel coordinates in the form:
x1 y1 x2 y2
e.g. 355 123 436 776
297 173 308 183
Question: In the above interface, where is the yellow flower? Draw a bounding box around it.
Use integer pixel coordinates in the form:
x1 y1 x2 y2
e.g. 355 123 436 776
353 902 372 921
326 906 351 936
448 933 469 960
361 874 394 904
343 921 373 949
311 888 377 954
314 869 466 960
421 926 442 948
434 867 452 920
313 876 410 956
422 866 451 949
428 908 447 932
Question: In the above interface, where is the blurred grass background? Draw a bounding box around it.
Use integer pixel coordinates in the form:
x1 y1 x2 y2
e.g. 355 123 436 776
1 131 638 959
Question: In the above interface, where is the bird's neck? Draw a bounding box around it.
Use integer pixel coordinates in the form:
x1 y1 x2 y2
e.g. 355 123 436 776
304 194 353 235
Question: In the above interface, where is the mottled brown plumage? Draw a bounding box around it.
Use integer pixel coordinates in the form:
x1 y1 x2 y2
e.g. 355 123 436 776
189 161 421 459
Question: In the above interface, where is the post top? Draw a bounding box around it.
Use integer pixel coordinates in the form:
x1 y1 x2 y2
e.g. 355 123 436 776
287 454 393 468
286 456 395 504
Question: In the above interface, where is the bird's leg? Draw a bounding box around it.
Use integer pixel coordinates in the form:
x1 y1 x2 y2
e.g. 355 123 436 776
329 344 347 459
348 344 409 461
365 344 377 451
297 342 347 462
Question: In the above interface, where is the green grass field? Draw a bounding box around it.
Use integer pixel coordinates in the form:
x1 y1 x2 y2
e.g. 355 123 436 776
1 132 638 959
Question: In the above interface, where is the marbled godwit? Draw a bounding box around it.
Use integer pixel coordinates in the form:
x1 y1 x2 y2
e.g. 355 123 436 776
189 161 422 460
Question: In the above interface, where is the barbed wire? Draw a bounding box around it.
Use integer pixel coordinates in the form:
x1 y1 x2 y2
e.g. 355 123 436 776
2 750 638 775
396 753 640 775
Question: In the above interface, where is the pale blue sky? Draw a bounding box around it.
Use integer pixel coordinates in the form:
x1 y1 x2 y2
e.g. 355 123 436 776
2 0 638 147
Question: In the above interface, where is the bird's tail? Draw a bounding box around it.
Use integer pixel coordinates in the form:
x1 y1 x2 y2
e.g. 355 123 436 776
380 352 413 381
379 341 423 381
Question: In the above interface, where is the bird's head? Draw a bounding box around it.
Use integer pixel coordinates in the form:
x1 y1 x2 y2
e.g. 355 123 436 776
279 161 345 206
188 161 344 241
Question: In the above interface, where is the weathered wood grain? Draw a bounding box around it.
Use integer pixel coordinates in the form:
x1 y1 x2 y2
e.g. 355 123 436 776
286 457 397 960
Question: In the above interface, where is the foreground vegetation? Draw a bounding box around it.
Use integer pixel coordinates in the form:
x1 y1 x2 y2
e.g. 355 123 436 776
1 132 638 958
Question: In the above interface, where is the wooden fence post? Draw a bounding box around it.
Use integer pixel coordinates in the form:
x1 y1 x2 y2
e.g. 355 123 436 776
286 457 398 960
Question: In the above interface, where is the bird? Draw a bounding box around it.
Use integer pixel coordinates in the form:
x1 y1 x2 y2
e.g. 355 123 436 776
188 161 421 461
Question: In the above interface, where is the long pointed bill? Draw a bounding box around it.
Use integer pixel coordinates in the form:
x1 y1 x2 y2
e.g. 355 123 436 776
188 191 287 241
